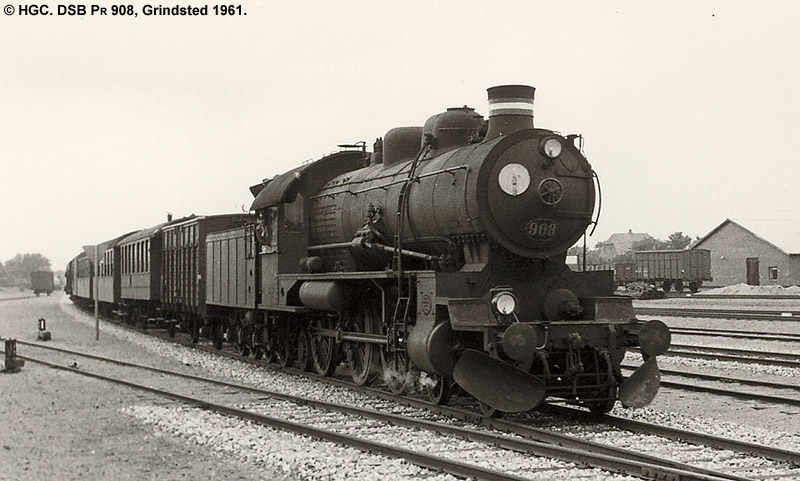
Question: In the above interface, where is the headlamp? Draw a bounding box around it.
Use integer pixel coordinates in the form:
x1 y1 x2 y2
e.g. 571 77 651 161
492 292 517 316
541 137 562 159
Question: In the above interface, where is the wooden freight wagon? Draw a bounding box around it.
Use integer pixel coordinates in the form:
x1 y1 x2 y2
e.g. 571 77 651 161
635 249 712 292
161 214 250 341
205 225 260 353
205 225 257 311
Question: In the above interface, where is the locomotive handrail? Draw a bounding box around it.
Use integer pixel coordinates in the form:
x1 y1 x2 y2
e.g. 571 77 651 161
308 165 469 199
589 169 601 236
355 165 468 195
306 240 438 262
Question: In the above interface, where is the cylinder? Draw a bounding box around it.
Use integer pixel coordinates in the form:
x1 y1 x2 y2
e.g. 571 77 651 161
298 281 348 312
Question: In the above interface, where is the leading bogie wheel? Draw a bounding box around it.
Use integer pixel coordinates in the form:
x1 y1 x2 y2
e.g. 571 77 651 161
381 348 411 395
425 374 453 405
479 400 502 418
587 386 618 415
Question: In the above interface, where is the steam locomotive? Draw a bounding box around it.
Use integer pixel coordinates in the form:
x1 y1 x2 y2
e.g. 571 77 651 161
67 84 669 414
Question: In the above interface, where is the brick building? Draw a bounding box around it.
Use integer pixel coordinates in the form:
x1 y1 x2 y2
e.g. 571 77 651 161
693 219 800 287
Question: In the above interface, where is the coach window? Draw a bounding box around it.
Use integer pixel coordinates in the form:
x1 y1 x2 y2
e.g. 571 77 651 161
284 193 305 233
769 266 778 281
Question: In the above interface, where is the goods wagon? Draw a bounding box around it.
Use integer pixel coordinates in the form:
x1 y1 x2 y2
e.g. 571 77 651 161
582 250 711 293
161 214 250 340
30 271 54 296
636 249 711 292
205 225 259 352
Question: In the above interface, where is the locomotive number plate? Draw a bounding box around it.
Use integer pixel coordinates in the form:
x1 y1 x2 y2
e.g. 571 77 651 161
525 219 558 240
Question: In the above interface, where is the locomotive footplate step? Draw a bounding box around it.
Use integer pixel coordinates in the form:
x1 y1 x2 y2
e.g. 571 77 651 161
453 349 546 413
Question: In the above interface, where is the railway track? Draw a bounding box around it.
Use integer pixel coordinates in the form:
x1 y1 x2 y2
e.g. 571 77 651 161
653 344 800 368
670 327 800 343
5 338 800 481
0 339 751 481
690 294 800 300
621 364 800 407
634 307 800 322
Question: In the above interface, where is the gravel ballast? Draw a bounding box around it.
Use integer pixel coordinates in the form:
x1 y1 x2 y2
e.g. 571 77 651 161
1 293 798 479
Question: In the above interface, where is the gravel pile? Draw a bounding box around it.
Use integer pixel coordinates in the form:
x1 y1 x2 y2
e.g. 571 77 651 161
703 284 800 296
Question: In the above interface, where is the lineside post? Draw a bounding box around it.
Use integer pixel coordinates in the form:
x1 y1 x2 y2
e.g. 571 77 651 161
3 339 24 373
94 247 99 340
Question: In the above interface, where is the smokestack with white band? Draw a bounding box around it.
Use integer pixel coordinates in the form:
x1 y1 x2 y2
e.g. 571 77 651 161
485 84 535 140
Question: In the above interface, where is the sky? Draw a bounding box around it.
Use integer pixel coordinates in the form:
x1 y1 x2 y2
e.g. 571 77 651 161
2 0 800 270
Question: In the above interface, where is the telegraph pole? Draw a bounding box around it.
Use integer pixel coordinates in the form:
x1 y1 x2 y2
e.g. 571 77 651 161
94 246 99 340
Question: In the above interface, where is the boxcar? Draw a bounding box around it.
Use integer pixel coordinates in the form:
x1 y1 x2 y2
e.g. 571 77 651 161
31 271 54 296
205 225 259 352
205 225 257 312
161 214 251 339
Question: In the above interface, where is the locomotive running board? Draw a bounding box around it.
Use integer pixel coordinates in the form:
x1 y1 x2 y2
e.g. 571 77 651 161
618 357 661 408
453 349 546 413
